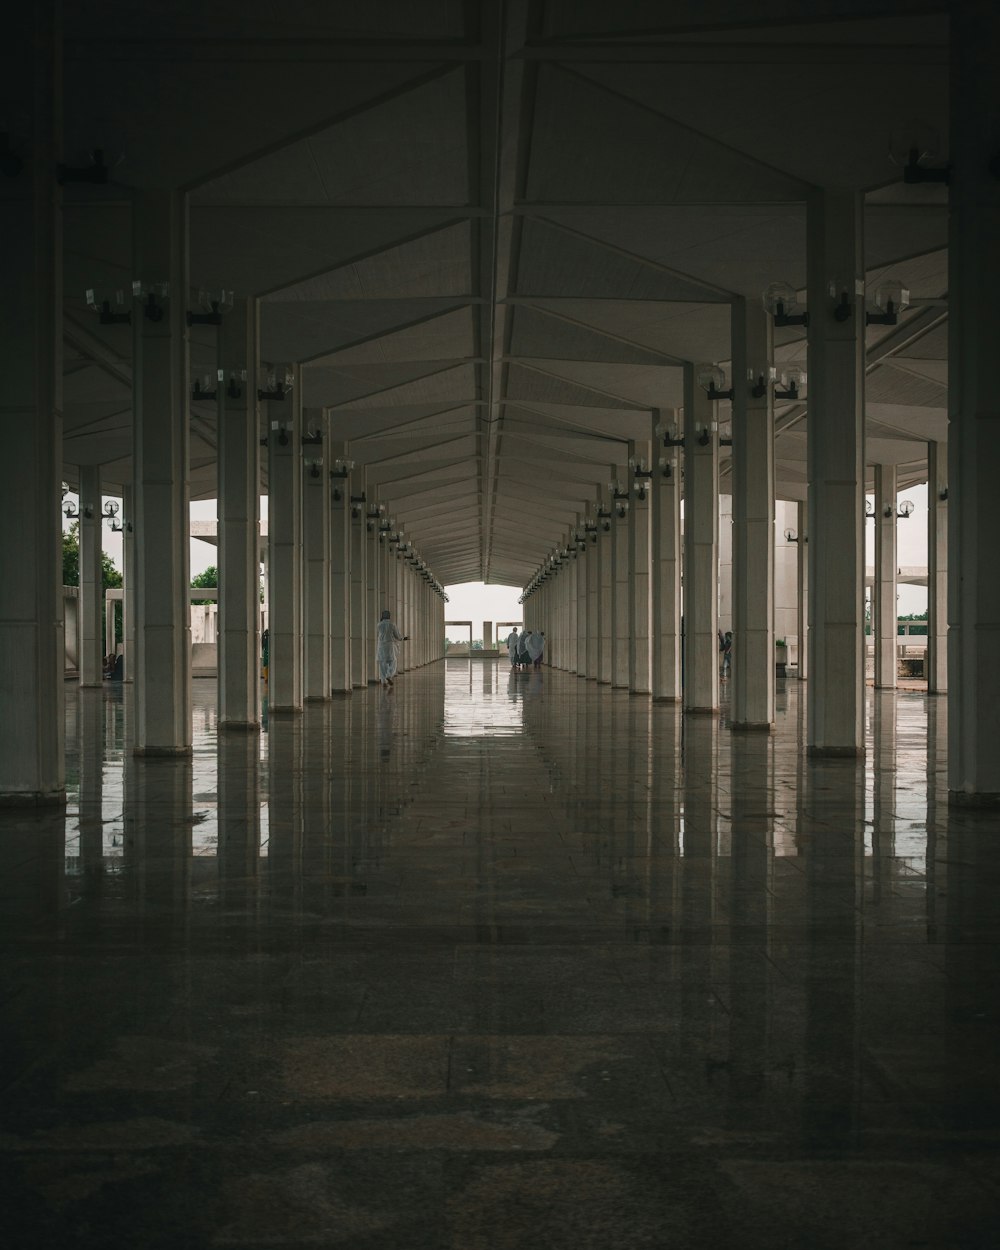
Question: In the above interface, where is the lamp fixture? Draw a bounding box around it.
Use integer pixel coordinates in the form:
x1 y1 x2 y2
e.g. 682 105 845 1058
61 484 90 520
695 423 712 447
306 458 323 481
697 365 733 402
658 456 673 479
224 369 246 399
330 458 354 478
891 499 915 519
774 366 806 401
191 372 219 401
257 368 293 402
784 528 798 543
270 420 290 447
102 500 129 533
187 289 233 327
610 478 629 500
655 420 684 448
132 280 168 322
719 420 733 448
762 281 809 328
865 280 910 327
57 148 109 185
615 498 629 519
749 367 776 399
830 278 864 323
865 500 876 518
85 288 130 325
938 486 948 501
889 125 951 185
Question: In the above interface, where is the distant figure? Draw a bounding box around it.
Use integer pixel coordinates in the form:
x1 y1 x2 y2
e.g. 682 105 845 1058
721 630 733 678
506 627 520 667
516 628 531 670
376 609 407 688
261 628 269 683
526 630 544 669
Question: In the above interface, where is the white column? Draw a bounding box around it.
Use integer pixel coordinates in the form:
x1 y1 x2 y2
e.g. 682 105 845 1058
218 298 260 728
807 188 866 757
576 524 588 676
874 463 898 690
731 300 775 729
598 490 613 684
586 524 599 679
948 3 1000 801
78 466 103 687
612 477 630 689
329 464 351 694
796 499 808 682
266 365 302 713
366 514 380 683
683 365 719 713
629 453 651 695
132 189 192 754
0 2 64 801
351 491 368 687
927 441 947 693
302 410 330 701
651 411 682 702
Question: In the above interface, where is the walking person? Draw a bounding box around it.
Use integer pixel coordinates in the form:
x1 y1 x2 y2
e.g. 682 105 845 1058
506 626 520 668
376 609 407 688
526 629 544 670
516 627 531 671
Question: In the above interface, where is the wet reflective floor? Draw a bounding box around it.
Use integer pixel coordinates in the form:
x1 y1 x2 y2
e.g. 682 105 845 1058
2 662 999 1248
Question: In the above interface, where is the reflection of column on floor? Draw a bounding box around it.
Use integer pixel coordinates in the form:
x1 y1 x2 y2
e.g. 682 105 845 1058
924 695 947 941
651 410 682 703
872 691 897 907
302 409 330 703
796 499 808 682
801 752 863 1145
217 732 260 910
727 731 775 1117
267 714 302 909
299 703 332 913
680 713 719 1045
266 365 302 713
351 494 368 688
598 487 613 685
874 464 898 691
79 465 104 688
130 757 194 911
78 691 106 881
927 440 947 694
612 472 629 689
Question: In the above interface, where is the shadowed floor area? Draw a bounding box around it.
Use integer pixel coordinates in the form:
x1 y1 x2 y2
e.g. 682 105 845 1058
1 663 998 1248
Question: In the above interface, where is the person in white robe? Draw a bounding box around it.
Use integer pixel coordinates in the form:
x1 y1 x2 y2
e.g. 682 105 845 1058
526 630 544 668
376 609 406 687
506 628 520 667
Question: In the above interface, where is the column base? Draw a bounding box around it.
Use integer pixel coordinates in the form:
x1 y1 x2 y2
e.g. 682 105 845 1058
219 720 261 732
628 688 652 697
0 788 66 808
653 695 681 703
267 705 303 715
79 681 104 690
684 706 718 715
133 745 194 757
304 695 332 703
731 721 774 733
949 789 1000 808
806 745 864 758
329 689 353 698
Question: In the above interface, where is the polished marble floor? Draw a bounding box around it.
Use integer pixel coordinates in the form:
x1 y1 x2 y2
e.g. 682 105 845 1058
2 662 999 1248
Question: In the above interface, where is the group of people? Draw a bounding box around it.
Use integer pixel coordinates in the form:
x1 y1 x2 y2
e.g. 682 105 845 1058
506 627 544 671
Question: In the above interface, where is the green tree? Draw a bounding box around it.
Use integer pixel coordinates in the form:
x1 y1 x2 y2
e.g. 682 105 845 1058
191 565 218 605
62 521 124 643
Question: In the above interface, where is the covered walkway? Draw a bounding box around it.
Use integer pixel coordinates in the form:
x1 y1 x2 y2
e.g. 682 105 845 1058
2 665 998 1246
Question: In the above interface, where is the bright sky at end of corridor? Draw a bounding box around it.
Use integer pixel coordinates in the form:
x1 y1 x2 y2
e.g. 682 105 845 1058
443 582 523 632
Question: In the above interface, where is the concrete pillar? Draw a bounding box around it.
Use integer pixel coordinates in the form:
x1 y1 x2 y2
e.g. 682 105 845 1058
683 365 720 713
78 466 104 687
351 492 368 687
731 300 775 729
576 524 588 675
796 499 808 682
329 462 351 694
218 297 260 728
874 464 898 690
612 475 630 688
0 2 64 801
949 2 1000 801
586 523 599 679
132 189 192 754
598 490 613 684
629 453 651 694
302 410 330 701
807 188 866 756
927 441 947 693
366 514 380 682
267 364 302 713
651 412 682 702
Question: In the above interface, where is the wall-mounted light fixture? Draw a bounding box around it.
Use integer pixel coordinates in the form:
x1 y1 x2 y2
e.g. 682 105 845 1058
223 369 246 399
774 366 806 401
657 456 674 479
85 288 130 325
132 280 168 322
186 289 233 327
890 125 951 185
695 423 713 447
57 148 109 185
865 280 910 327
697 365 733 402
785 527 808 544
718 420 733 448
655 420 684 448
257 368 293 402
61 483 90 520
887 499 915 519
865 500 876 518
831 278 865 323
270 420 290 447
191 372 219 401
102 500 130 533
763 282 808 327
306 458 323 482
938 486 948 501
750 366 777 398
